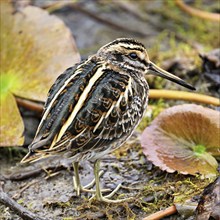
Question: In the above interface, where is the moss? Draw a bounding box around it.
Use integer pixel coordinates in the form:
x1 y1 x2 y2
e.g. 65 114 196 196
17 198 24 205
73 200 137 220
55 201 71 208
162 1 219 48
138 171 212 214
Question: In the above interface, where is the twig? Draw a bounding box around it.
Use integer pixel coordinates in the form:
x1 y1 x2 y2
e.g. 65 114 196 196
4 163 67 181
0 182 46 220
16 97 44 114
175 0 220 22
149 90 220 106
70 4 149 37
143 205 177 220
12 180 38 200
41 1 72 13
42 1 149 37
110 0 147 22
4 167 43 181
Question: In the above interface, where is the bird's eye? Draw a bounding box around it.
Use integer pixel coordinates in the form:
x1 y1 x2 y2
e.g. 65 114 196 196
129 52 138 60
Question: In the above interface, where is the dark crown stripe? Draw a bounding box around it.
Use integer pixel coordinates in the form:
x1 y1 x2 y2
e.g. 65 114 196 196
120 45 144 52
104 38 145 51
106 38 145 49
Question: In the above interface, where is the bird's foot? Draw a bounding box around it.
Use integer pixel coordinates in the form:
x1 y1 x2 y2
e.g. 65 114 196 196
74 170 110 196
90 183 133 203
96 196 133 203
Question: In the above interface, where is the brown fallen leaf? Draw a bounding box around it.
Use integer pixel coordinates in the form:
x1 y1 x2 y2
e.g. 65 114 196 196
0 1 80 146
195 177 220 220
141 104 220 178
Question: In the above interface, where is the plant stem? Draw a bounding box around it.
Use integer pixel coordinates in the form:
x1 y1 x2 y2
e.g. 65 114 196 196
143 205 177 220
175 0 220 22
16 97 43 114
149 90 220 106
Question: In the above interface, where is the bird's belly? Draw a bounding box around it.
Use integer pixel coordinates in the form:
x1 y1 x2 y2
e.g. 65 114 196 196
71 96 148 162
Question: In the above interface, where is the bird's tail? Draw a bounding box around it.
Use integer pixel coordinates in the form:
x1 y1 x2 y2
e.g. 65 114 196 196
20 150 52 164
20 139 53 164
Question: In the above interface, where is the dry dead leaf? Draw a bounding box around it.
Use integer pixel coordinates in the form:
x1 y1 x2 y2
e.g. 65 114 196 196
195 177 220 220
0 1 80 146
141 104 220 178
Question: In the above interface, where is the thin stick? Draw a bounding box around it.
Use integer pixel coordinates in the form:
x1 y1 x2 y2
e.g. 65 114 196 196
4 167 43 181
0 182 45 220
16 97 44 114
4 163 67 181
41 1 74 13
143 205 177 220
70 4 148 37
12 180 38 200
175 0 220 22
42 1 148 37
149 90 220 106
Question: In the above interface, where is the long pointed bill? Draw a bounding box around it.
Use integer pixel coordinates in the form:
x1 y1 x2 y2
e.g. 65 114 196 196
148 61 195 90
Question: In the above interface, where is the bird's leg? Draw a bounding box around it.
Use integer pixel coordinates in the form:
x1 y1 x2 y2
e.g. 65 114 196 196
73 161 110 196
93 160 132 203
73 162 81 196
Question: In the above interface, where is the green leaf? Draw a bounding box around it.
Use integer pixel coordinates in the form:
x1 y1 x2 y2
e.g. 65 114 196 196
0 73 21 100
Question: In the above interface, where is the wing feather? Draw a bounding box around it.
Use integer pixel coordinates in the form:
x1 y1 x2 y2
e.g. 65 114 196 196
24 63 148 163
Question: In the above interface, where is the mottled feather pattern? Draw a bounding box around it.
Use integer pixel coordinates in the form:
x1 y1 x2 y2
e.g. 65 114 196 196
22 38 193 164
27 59 148 161
34 60 97 134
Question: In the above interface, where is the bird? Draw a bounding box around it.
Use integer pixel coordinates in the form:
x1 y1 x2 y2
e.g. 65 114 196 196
21 38 195 203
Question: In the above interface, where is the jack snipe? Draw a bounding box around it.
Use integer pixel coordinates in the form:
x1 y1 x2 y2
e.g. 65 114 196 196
21 38 195 203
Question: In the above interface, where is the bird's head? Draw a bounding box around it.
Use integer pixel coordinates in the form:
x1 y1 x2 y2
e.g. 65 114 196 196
97 38 195 90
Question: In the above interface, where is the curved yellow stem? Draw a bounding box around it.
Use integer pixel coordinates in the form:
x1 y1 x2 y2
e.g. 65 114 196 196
175 0 220 22
149 90 220 106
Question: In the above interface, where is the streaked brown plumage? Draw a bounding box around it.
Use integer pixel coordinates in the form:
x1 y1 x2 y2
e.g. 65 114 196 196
21 38 195 202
